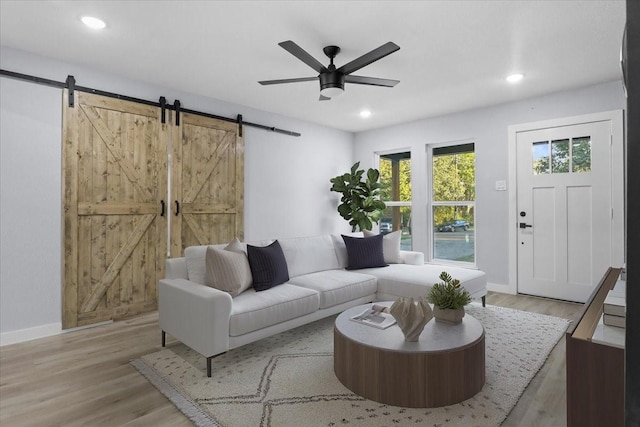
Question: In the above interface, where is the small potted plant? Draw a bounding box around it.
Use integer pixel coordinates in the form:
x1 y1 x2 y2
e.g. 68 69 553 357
426 271 472 324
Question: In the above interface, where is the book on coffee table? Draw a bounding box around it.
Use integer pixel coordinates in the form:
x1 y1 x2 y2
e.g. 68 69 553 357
350 305 396 329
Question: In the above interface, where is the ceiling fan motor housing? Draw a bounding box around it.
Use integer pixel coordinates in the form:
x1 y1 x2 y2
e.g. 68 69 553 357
320 72 345 91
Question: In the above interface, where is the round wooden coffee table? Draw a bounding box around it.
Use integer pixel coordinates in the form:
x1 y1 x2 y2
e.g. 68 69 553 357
334 302 485 408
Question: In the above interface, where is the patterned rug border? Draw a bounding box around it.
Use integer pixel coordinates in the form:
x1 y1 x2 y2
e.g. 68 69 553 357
131 358 221 427
131 304 570 427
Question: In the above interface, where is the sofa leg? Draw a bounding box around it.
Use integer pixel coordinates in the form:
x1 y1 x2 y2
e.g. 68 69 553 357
161 330 166 347
481 296 486 307
207 356 213 377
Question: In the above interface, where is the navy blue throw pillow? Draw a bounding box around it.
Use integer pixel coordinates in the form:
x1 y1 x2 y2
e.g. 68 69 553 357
247 240 290 291
341 234 388 270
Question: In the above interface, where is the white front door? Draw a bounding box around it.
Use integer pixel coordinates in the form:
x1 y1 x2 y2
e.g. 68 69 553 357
516 120 615 302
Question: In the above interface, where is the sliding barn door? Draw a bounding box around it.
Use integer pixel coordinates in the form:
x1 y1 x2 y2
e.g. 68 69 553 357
62 90 168 328
170 112 244 256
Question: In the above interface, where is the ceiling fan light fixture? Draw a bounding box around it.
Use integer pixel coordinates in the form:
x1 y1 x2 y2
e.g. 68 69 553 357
320 86 344 98
320 72 345 98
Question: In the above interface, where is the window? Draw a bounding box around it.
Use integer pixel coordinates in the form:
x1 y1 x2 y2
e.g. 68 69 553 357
532 136 591 175
379 151 412 250
430 143 475 264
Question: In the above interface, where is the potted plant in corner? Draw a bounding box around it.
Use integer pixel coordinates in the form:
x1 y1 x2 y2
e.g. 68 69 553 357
426 271 472 324
329 161 386 231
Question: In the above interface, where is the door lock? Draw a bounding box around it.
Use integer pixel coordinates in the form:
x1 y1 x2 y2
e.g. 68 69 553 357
519 222 533 229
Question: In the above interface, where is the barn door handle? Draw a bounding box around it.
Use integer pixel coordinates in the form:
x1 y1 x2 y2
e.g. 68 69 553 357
519 222 532 229
160 200 165 217
175 200 180 216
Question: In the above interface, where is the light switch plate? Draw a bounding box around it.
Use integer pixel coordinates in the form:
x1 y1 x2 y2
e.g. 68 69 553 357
495 180 507 191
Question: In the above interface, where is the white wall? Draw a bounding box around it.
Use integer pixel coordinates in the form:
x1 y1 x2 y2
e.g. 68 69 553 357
354 80 626 290
0 77 63 339
0 46 354 343
1 44 626 343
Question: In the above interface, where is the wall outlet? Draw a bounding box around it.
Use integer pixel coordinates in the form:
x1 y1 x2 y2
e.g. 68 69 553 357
495 180 507 191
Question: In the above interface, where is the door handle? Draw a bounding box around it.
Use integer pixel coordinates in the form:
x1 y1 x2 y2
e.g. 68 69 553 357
519 222 533 229
175 200 180 216
160 200 165 217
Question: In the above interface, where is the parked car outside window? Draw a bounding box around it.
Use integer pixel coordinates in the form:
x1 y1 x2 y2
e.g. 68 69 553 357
437 220 470 232
379 218 392 234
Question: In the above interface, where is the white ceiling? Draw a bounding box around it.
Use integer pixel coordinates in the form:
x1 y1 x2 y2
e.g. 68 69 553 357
0 1 626 132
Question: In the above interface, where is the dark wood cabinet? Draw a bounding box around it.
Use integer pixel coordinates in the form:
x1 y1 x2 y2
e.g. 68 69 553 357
566 267 624 426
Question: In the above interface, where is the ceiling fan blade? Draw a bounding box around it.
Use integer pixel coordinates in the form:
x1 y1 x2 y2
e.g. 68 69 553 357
345 75 400 87
319 94 331 101
279 40 329 74
259 77 318 85
337 42 400 75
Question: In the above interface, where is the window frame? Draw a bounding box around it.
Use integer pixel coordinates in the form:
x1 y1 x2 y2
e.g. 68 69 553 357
426 140 477 267
375 149 412 249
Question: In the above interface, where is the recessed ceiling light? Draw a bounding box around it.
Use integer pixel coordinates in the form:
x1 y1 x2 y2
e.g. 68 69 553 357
506 73 524 83
360 110 372 118
81 16 106 30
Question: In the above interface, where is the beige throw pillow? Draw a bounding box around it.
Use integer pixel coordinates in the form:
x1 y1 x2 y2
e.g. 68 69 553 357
363 229 402 264
205 246 253 297
225 237 246 254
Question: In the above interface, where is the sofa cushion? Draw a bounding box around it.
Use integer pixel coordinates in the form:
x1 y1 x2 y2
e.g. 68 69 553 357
363 230 402 264
342 234 388 270
288 270 378 309
331 234 349 269
229 284 320 336
205 246 252 297
279 235 342 277
247 240 290 291
363 264 487 299
184 245 208 285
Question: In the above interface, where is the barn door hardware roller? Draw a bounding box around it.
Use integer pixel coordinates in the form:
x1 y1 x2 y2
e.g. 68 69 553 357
66 75 76 107
237 114 243 137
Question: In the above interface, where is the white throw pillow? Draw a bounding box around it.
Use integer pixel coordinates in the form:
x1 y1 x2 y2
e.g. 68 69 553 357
205 246 253 297
363 230 402 264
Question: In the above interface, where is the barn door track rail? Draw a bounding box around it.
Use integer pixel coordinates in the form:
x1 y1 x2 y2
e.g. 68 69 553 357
0 69 301 137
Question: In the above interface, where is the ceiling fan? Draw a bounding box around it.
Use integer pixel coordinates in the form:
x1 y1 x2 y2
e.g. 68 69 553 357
259 40 400 100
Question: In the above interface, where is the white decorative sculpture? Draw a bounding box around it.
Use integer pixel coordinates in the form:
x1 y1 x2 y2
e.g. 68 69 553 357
389 296 433 341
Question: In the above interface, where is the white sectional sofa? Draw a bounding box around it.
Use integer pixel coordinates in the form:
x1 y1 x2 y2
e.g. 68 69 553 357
159 233 487 376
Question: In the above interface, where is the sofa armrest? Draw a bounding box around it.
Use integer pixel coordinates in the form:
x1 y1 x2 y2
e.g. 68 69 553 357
159 278 232 357
400 250 425 265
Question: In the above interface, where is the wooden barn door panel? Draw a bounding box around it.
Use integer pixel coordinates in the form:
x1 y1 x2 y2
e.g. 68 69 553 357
171 112 244 256
62 90 167 329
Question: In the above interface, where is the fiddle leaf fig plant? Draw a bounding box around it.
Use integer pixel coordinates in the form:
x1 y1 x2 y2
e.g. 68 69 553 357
330 161 386 232
427 271 472 310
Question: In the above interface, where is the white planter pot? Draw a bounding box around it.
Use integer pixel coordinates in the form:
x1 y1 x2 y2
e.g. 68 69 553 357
433 306 465 324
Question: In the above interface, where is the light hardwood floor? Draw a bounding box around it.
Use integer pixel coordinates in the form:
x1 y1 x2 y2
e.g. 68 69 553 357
0 292 580 427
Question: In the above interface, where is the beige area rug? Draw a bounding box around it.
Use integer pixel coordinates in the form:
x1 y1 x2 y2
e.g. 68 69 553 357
132 304 569 427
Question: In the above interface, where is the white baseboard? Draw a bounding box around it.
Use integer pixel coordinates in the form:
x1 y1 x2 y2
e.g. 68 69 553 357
487 281 517 295
62 320 112 334
0 319 114 346
0 322 62 347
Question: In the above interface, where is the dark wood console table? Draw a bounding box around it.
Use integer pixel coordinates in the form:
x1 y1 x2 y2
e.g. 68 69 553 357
566 267 624 426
